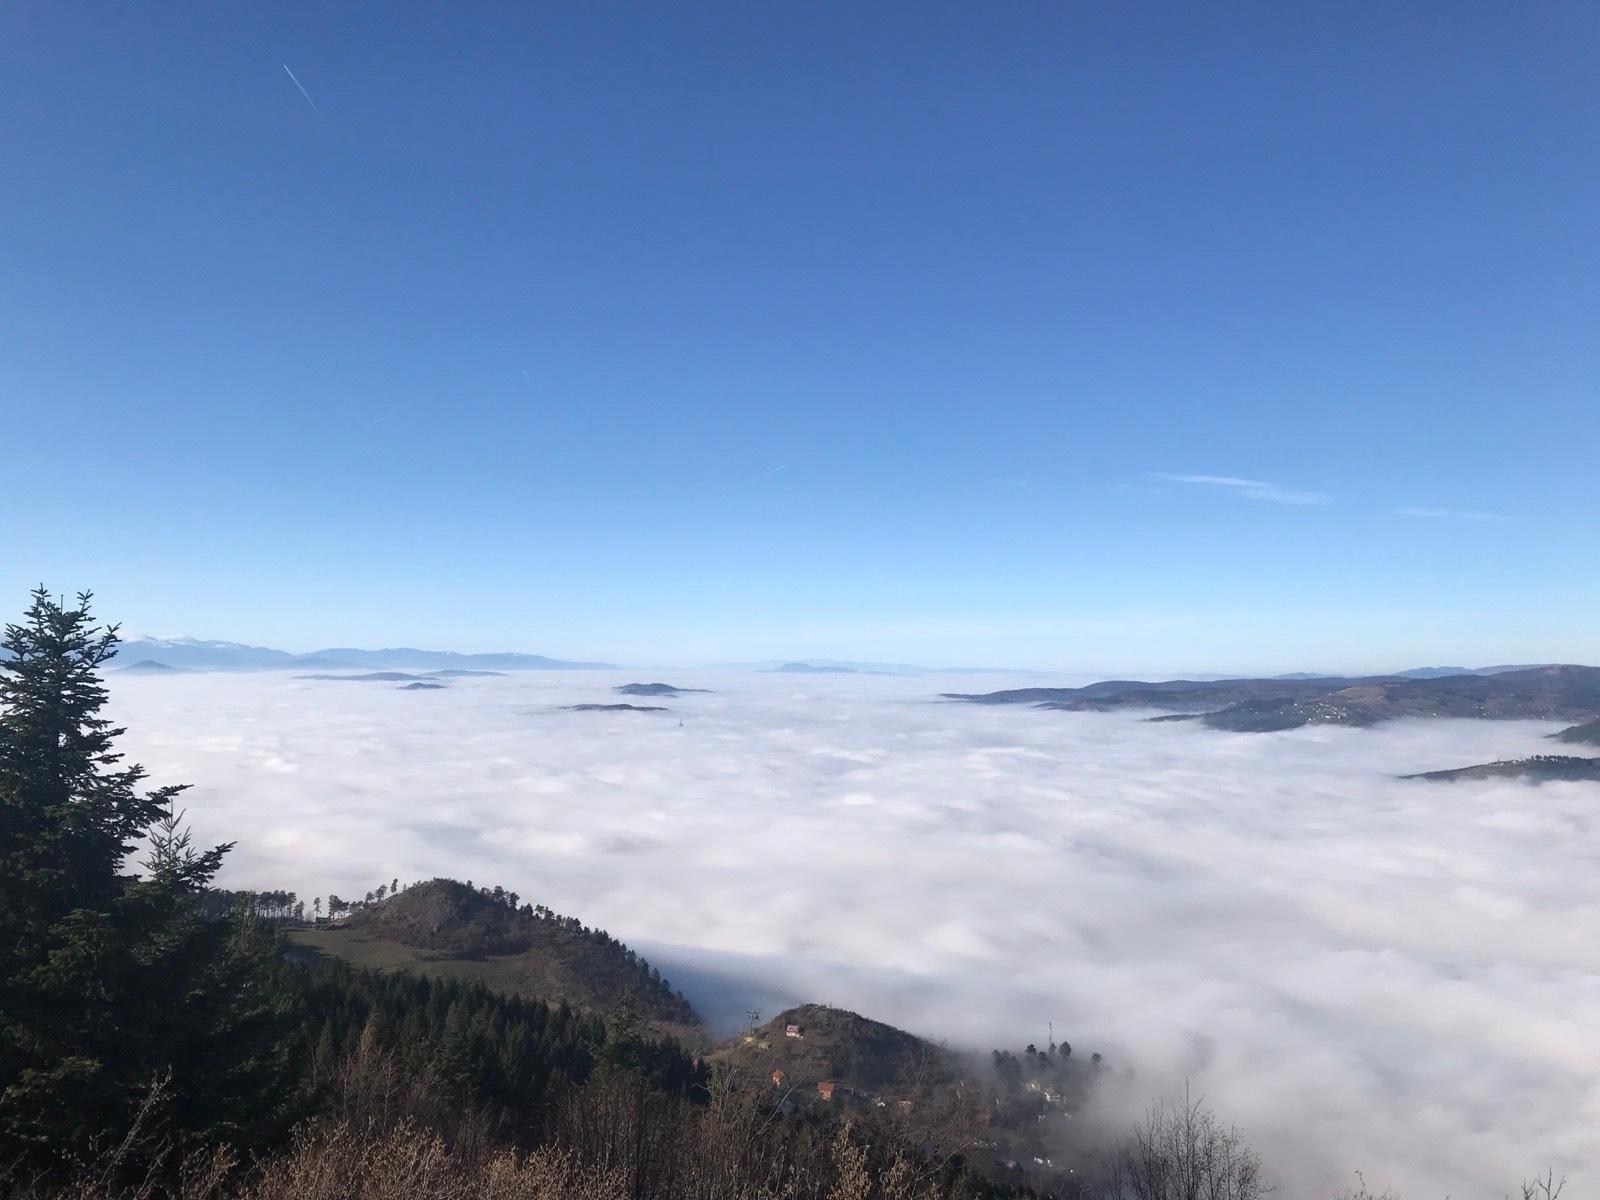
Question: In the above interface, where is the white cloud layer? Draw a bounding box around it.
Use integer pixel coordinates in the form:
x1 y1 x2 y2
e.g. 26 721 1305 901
107 671 1599 1197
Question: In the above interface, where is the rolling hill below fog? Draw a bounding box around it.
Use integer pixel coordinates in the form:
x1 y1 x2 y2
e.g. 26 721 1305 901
947 665 1600 732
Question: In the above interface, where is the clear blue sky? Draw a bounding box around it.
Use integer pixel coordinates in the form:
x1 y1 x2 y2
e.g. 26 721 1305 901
3 3 1595 672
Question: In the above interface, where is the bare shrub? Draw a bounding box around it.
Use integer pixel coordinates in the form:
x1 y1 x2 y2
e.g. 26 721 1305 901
1093 1086 1267 1200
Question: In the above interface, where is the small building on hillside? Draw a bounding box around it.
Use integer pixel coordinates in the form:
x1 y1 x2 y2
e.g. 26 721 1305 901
785 1022 803 1038
817 1080 836 1101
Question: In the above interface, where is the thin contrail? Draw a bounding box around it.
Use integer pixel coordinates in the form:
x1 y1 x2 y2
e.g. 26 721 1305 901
282 63 321 115
758 464 787 478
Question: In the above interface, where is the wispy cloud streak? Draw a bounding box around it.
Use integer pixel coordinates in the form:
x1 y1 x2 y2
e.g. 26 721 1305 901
1153 473 1332 506
1394 506 1505 522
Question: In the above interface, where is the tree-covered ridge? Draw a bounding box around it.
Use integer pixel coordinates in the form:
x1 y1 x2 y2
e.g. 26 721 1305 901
948 667 1600 732
295 958 701 1117
305 877 700 1031
1553 717 1600 746
1402 754 1600 783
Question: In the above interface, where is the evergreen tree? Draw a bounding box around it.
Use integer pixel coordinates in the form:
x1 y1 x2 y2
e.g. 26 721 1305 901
434 999 479 1087
0 589 290 1172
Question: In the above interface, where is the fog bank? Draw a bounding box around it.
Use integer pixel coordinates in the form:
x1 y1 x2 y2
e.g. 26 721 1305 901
108 670 1600 1196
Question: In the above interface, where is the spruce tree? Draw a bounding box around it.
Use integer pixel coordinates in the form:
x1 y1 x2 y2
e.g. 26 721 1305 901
0 589 171 1160
0 589 290 1172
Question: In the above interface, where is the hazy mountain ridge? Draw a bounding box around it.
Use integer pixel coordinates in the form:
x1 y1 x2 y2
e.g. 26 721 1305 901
294 669 507 683
117 659 195 675
711 659 1054 675
116 637 612 672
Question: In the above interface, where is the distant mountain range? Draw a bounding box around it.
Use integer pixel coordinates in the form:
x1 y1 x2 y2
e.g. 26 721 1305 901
714 659 1053 676
731 661 1558 679
108 639 1579 686
947 666 1600 733
762 661 871 675
114 637 613 673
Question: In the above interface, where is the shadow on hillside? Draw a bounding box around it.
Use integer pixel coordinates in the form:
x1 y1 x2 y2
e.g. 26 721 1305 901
628 941 950 1042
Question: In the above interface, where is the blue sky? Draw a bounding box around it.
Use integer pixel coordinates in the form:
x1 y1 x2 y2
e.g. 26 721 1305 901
3 3 1595 672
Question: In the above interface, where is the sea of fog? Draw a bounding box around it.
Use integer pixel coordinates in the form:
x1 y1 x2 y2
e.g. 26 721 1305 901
107 669 1599 1196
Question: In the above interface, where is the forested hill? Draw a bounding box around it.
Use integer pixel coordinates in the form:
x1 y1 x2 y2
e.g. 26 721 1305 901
708 1004 1106 1180
947 665 1600 732
1402 755 1600 783
711 1004 957 1092
291 878 699 1036
1554 717 1600 746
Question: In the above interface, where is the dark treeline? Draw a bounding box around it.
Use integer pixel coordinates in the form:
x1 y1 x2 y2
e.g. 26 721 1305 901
296 959 702 1117
200 888 305 923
